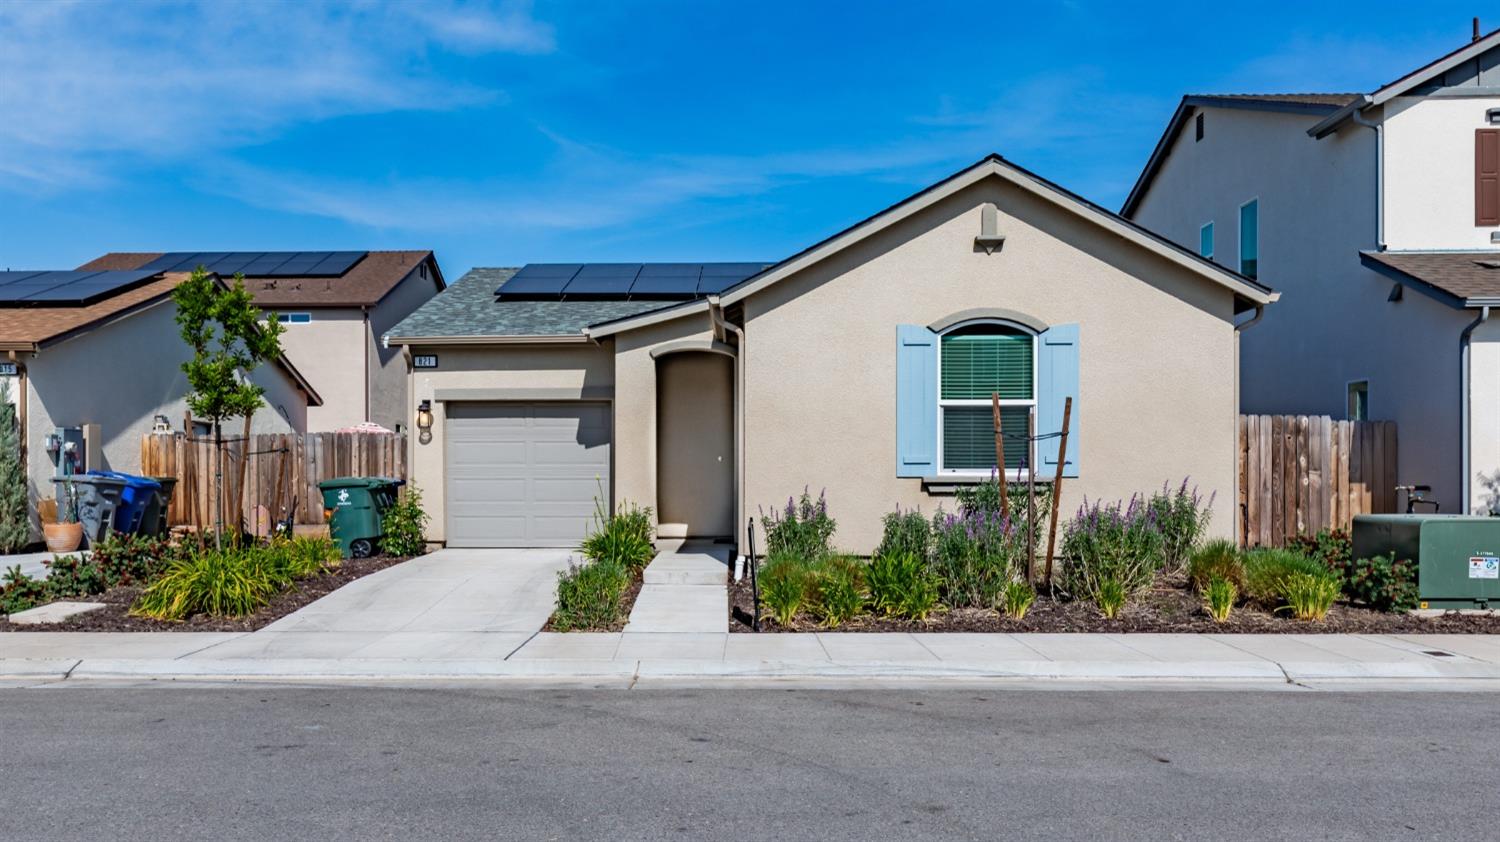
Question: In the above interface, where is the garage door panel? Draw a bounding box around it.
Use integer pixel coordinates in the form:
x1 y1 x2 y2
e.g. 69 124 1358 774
445 402 611 548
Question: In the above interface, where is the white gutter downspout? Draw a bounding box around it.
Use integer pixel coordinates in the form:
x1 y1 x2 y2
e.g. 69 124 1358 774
1462 306 1491 514
1350 109 1384 249
707 296 746 568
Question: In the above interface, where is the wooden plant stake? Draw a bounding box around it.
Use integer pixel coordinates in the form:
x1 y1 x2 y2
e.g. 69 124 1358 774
992 392 1009 522
1026 410 1036 583
1043 397 1073 589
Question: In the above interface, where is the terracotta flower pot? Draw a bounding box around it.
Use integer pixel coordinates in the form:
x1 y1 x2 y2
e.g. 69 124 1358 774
43 522 84 554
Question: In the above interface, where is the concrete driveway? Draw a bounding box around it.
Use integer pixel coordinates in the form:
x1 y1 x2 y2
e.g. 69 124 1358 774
183 548 576 661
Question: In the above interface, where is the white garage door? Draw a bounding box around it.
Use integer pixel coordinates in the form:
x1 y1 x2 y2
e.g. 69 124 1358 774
444 402 611 547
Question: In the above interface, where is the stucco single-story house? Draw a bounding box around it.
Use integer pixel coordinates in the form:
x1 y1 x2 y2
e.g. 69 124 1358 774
1 269 320 534
386 155 1278 553
79 251 444 433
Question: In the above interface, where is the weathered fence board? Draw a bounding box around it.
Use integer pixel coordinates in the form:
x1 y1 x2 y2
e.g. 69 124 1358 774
142 431 406 530
1238 415 1397 547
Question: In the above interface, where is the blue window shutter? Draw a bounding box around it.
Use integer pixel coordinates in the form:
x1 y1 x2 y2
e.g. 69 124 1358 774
1038 323 1080 478
895 324 937 477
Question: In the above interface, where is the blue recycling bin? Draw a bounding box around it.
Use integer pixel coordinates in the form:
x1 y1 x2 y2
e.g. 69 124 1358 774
86 470 163 534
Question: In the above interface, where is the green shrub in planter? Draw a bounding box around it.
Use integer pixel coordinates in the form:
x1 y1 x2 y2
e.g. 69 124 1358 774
760 490 836 561
1 565 53 616
759 553 814 626
999 580 1035 620
1187 539 1244 593
1278 571 1340 621
131 547 282 621
381 484 431 557
1095 577 1127 619
1059 495 1165 603
930 508 1029 609
875 508 930 560
89 532 175 587
263 535 341 581
1147 479 1213 572
865 551 940 621
41 553 108 599
1341 553 1418 613
1205 576 1236 623
809 556 865 628
1242 548 1331 607
581 496 655 572
552 558 630 632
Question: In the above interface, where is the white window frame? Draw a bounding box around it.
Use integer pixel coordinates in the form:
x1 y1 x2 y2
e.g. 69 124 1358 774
1238 197 1259 278
277 312 312 324
935 319 1038 479
1199 221 1214 259
1346 378 1370 421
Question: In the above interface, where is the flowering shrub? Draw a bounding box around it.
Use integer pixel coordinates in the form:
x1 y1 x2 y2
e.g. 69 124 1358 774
760 489 836 560
875 507 930 560
1058 495 1166 602
930 508 1029 608
1147 479 1214 571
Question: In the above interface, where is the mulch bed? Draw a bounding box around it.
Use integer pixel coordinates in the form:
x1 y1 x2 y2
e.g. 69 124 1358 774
728 575 1500 634
542 567 644 633
2 554 410 633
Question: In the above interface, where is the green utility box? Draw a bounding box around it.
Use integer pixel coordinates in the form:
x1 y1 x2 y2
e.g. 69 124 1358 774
318 477 406 559
1352 514 1500 610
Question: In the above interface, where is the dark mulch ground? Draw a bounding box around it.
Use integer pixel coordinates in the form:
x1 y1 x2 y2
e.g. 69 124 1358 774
543 567 644 633
728 575 1500 634
2 554 410 633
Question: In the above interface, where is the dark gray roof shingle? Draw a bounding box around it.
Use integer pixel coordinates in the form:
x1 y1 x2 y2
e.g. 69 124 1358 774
386 267 677 339
1361 250 1500 305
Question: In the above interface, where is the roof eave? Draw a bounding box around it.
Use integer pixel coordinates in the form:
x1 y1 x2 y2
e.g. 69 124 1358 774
1358 251 1468 310
386 333 594 346
1307 95 1372 139
584 299 711 339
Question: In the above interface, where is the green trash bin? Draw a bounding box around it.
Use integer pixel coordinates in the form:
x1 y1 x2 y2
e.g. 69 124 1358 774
319 477 406 558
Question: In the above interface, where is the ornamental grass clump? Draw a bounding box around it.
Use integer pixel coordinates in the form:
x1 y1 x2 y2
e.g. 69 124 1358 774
1095 577 1127 619
1242 548 1332 607
1187 539 1244 593
760 489 836 560
131 547 283 621
866 551 941 621
1278 572 1340 621
808 555 865 628
930 508 1029 609
1205 576 1237 623
759 552 814 626
581 493 656 572
1058 495 1166 605
1147 479 1214 572
999 580 1035 620
552 558 630 631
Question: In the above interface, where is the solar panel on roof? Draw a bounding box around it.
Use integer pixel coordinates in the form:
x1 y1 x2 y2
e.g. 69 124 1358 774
307 251 367 276
241 254 295 275
629 263 701 298
496 263 583 298
266 252 329 276
0 271 50 285
206 252 264 275
697 262 767 294
0 270 157 307
562 263 640 298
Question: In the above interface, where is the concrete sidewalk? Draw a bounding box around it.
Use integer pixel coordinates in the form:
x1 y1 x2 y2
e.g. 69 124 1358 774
3 630 1498 688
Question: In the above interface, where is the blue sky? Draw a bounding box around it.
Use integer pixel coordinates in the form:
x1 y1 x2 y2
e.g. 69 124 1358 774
0 0 1486 279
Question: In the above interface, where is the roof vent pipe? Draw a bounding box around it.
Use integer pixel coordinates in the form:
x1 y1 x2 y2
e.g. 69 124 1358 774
1475 17 1481 42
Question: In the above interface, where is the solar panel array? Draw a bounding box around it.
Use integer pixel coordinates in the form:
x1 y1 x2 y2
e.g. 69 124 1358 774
495 262 770 300
0 270 161 307
135 251 369 277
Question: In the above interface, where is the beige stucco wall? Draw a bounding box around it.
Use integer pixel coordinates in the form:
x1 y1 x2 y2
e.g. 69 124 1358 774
405 342 614 543
18 299 306 530
656 351 735 536
275 307 366 431
367 266 440 433
739 175 1241 554
1383 95 1500 250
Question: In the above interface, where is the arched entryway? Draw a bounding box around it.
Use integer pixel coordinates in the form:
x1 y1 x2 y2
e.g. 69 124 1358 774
655 350 735 538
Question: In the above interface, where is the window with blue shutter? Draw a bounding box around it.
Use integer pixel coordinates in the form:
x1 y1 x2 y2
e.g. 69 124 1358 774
1038 323 1080 478
938 325 1034 473
895 325 937 477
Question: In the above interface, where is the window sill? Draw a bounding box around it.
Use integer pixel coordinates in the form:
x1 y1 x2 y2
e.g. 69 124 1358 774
920 475 1055 495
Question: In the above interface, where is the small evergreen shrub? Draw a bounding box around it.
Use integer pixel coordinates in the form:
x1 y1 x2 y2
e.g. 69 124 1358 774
1187 539 1244 593
89 532 174 587
42 553 108 598
1342 553 1419 613
1095 577 1127 619
1147 479 1213 571
1059 495 1166 603
875 507 930 560
0 565 51 615
1205 576 1236 623
380 484 431 557
1278 572 1340 621
760 489 836 560
865 551 940 621
759 553 813 626
551 558 630 631
1000 580 1035 620
0 381 28 553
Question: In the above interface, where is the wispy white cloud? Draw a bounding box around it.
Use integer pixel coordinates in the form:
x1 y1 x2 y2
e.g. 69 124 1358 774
1215 32 1460 94
0 0 553 190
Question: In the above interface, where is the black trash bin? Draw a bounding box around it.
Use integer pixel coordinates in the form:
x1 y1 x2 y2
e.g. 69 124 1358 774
55 474 127 548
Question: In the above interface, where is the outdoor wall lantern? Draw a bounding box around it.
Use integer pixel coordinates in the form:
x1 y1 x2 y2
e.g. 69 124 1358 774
416 400 433 444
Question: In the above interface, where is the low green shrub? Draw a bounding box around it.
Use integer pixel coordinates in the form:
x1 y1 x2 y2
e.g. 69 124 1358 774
88 532 174 587
1147 479 1213 572
581 496 656 571
1059 495 1165 603
759 553 814 626
1242 548 1331 606
930 509 1028 608
1000 580 1035 620
131 547 283 621
0 565 51 616
865 551 940 621
760 490 836 561
264 535 341 581
1205 576 1236 623
41 553 107 598
1342 553 1419 613
808 556 865 628
380 484 431 557
552 558 630 632
1095 577 1126 619
1289 529 1352 574
875 508 930 560
1187 539 1244 593
1278 572 1340 622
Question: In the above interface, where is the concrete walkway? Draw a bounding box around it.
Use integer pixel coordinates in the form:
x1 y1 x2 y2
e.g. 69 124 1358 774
623 542 729 633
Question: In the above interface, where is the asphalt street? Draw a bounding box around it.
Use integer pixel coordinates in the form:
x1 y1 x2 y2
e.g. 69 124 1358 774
1 685 1493 840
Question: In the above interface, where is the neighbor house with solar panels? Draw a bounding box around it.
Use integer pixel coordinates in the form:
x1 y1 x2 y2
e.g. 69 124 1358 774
386 155 1278 553
77 250 445 433
0 268 321 531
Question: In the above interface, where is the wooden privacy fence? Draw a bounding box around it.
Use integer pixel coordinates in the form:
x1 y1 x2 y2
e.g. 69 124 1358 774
141 431 407 530
1238 415 1397 548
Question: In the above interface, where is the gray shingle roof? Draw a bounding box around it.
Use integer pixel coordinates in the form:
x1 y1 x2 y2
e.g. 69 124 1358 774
1360 250 1500 306
385 267 678 339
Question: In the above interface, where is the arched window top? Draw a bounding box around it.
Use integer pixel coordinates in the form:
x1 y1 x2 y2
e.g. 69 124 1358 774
928 307 1047 334
937 320 1037 474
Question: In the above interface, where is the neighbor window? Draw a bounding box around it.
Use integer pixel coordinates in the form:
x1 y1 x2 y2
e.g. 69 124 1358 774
1347 381 1369 421
1239 199 1259 279
938 323 1035 475
1194 112 1205 142
277 312 312 324
1199 222 1214 259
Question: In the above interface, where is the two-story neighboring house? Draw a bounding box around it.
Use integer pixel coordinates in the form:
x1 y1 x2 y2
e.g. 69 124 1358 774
79 251 445 433
1124 28 1500 514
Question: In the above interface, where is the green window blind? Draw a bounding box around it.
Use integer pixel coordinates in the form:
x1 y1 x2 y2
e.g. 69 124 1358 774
940 329 1033 400
942 405 1032 471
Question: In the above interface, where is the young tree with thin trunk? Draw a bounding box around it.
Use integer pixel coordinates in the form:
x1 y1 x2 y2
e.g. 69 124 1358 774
0 378 29 552
173 268 283 548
